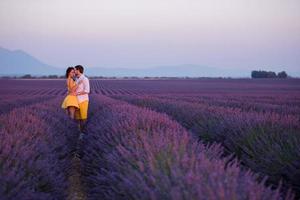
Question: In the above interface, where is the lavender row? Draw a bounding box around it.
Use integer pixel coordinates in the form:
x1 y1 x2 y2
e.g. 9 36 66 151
0 98 78 199
0 95 57 115
152 92 300 106
113 95 300 197
90 78 300 95
146 94 300 116
0 79 65 96
80 95 288 200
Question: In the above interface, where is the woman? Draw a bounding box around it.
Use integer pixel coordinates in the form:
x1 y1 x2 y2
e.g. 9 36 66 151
61 67 82 119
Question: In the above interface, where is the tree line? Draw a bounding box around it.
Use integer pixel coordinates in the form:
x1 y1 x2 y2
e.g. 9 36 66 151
251 70 288 78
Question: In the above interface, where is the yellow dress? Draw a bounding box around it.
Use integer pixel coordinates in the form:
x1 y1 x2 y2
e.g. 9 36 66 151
61 78 79 109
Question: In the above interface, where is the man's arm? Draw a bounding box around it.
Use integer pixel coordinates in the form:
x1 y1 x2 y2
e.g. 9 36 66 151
77 78 90 95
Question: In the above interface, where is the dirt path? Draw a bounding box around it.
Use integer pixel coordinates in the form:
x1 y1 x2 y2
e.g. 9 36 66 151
66 97 100 200
67 138 86 200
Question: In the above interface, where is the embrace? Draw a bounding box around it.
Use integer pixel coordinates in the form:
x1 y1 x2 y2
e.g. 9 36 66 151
61 65 90 132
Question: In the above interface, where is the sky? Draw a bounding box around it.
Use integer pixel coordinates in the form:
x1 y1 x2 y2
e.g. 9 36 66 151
0 0 299 74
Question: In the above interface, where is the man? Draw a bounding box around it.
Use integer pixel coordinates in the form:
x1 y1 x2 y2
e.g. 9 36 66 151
74 65 90 133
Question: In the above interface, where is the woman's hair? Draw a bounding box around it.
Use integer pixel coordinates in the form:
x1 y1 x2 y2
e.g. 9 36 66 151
65 67 74 78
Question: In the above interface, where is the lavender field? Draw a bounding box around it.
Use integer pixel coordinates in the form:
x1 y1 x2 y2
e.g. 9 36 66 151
0 78 299 200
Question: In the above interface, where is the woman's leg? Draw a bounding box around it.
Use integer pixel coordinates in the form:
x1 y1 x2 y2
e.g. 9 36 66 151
68 106 76 119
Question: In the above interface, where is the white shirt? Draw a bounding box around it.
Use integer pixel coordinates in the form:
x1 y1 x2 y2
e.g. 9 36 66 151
75 74 90 103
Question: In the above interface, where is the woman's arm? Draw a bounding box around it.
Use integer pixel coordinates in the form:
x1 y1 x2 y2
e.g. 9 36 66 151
67 79 79 94
69 80 83 93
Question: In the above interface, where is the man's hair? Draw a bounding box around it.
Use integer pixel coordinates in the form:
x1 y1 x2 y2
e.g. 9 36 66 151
75 65 84 73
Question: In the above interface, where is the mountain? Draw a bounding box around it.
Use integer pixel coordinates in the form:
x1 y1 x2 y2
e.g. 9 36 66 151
86 64 250 78
0 47 62 76
0 46 251 77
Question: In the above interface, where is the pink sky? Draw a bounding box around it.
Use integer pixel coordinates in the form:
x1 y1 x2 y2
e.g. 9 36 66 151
0 0 299 74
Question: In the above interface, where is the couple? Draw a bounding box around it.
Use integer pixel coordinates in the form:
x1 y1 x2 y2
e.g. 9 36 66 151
61 65 90 132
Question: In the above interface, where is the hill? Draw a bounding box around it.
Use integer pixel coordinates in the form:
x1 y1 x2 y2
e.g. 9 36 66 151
0 47 62 76
0 47 250 77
